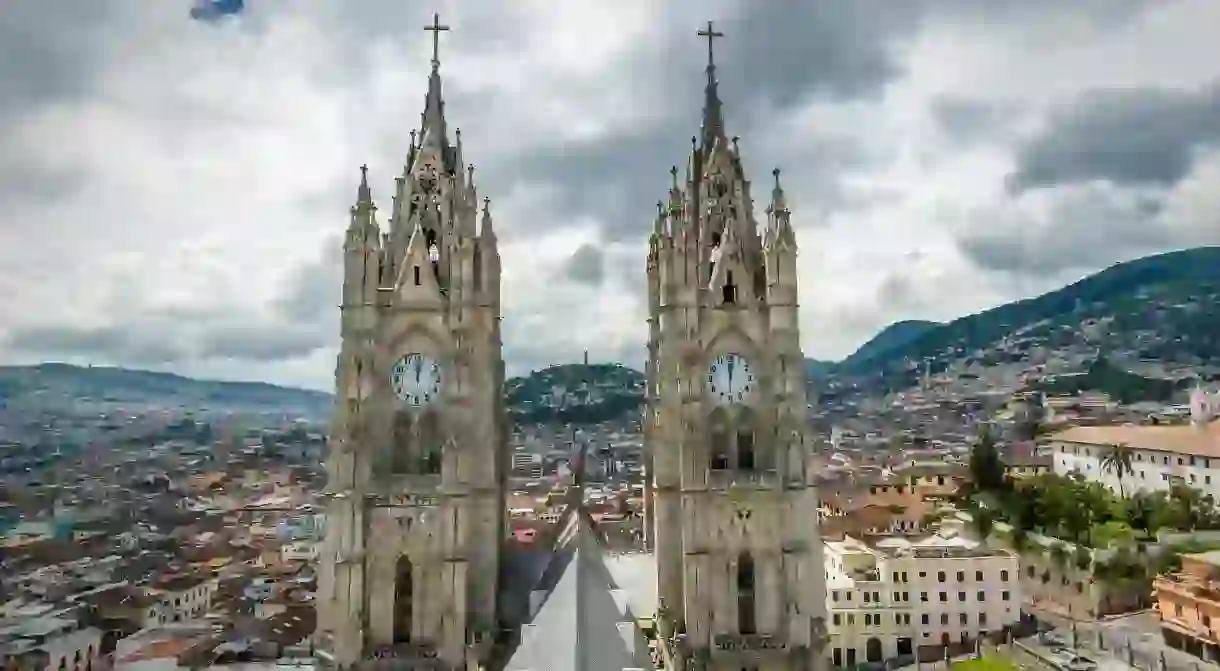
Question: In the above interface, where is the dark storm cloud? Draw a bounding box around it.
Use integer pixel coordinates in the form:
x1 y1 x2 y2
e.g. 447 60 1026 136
716 3 921 109
4 234 342 365
198 326 324 361
956 187 1175 277
0 3 114 207
275 237 343 324
563 244 605 286
1009 84 1220 193
5 309 333 366
0 161 88 209
877 273 917 312
5 323 192 366
0 3 114 124
930 97 1018 145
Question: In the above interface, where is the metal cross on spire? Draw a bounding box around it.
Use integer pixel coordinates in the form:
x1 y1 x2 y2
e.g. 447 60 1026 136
424 12 450 66
698 20 724 69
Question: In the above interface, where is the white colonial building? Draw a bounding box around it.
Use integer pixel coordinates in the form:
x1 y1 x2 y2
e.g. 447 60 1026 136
1050 391 1220 498
824 532 1021 667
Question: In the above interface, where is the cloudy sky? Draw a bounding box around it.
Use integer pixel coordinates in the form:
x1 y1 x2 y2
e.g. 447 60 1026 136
2 0 1220 390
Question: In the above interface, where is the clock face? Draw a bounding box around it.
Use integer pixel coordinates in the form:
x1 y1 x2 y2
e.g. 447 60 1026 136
706 353 755 405
390 353 442 407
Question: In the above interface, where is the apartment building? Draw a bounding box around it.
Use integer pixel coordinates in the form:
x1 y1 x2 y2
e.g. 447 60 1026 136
145 576 218 625
1049 418 1220 498
0 616 102 671
824 532 1021 667
511 452 543 479
1153 550 1220 663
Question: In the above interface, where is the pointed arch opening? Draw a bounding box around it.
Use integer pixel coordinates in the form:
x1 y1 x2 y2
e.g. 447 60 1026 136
866 637 883 663
394 555 413 643
736 408 756 471
418 410 443 475
391 410 414 474
723 270 737 305
473 245 483 291
737 552 756 634
709 408 730 471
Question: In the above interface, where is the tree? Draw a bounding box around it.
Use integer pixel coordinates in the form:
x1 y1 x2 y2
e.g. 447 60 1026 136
1168 484 1206 531
970 508 996 545
1010 525 1030 552
1099 443 1135 498
1124 492 1158 537
1074 545 1093 571
968 425 1007 492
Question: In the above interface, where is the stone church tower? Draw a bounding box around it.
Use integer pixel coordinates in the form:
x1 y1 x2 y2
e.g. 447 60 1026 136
315 17 507 671
644 22 829 671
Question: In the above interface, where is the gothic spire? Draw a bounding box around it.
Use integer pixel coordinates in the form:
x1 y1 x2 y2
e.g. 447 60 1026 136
697 21 727 151
480 196 497 243
770 167 796 248
356 164 372 207
418 13 451 152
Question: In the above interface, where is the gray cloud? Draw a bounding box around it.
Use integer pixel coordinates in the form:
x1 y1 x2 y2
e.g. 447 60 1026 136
1009 84 1220 192
5 323 190 366
563 244 605 286
957 186 1175 277
0 3 114 125
930 97 1019 145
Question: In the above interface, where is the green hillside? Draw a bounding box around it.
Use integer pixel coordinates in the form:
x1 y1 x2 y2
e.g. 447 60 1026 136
841 247 1220 381
841 319 941 369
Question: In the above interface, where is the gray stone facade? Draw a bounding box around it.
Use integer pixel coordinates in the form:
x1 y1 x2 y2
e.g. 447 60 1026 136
643 25 830 671
315 43 507 671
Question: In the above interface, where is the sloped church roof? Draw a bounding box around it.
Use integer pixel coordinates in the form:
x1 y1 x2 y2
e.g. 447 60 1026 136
501 439 654 671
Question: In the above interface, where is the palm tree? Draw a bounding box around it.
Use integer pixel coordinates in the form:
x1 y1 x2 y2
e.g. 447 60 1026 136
1099 443 1135 498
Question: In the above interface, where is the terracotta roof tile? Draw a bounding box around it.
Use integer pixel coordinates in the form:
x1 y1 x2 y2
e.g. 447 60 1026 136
1051 420 1220 458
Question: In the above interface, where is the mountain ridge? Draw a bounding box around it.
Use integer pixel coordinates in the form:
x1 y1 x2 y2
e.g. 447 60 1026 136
840 319 941 369
841 246 1220 376
8 246 1220 416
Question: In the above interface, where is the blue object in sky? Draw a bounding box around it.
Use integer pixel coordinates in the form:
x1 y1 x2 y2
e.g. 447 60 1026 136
190 0 244 22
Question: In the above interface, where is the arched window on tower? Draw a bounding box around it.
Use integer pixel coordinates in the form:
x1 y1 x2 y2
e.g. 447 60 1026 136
737 552 757 634
418 411 442 475
394 555 414 643
723 270 737 305
473 246 483 291
710 410 729 471
391 410 414 474
737 419 755 470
